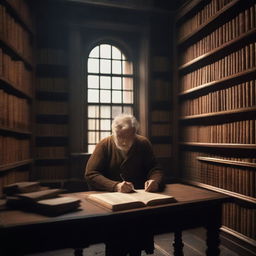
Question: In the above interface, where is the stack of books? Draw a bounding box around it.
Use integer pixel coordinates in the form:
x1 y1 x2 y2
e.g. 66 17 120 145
3 181 81 216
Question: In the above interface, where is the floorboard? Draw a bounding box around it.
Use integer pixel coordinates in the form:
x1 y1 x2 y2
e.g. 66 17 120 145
27 228 239 256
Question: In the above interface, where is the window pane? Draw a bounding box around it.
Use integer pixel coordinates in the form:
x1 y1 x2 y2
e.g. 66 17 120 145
100 119 111 130
88 89 99 103
112 106 122 118
88 58 99 73
88 75 99 88
100 90 111 103
101 131 111 140
123 91 133 103
100 76 111 89
88 145 95 154
88 131 99 143
122 53 127 60
122 60 132 74
100 44 111 58
89 46 99 58
112 90 122 103
112 60 121 74
101 106 111 118
123 77 133 90
100 59 111 73
112 46 121 59
123 106 133 115
88 105 99 118
112 77 121 89
88 119 100 130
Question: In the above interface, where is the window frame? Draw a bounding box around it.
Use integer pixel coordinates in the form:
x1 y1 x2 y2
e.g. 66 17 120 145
84 40 137 153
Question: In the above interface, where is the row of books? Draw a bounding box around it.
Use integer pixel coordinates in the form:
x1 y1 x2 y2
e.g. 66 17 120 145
151 110 170 122
0 89 30 130
36 165 69 180
0 167 29 197
36 124 68 136
151 124 171 137
152 144 172 158
5 0 34 29
180 42 256 91
152 79 170 101
0 136 30 165
37 101 68 115
0 4 33 61
181 151 255 197
222 202 255 239
37 48 68 66
182 120 256 144
0 48 33 95
180 4 256 64
37 77 68 92
199 161 254 197
180 80 256 116
36 146 67 158
178 0 233 40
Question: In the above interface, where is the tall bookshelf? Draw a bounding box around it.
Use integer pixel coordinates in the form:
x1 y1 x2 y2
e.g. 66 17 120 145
176 0 256 254
149 12 173 175
34 23 70 186
0 0 34 197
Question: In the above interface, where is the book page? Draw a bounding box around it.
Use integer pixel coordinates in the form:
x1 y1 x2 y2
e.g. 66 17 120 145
129 190 175 206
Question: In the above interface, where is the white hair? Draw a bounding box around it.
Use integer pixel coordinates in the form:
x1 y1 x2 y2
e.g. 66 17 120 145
112 114 139 133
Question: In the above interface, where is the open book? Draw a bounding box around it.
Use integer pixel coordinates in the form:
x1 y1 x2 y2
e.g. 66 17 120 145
87 190 176 211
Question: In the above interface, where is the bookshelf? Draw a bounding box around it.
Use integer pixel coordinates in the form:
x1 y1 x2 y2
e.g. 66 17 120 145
34 23 70 184
175 0 256 253
0 0 34 197
149 13 173 163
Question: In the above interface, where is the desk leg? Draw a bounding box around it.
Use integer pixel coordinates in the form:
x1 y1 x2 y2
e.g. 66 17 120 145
74 248 83 256
205 205 221 256
173 230 184 256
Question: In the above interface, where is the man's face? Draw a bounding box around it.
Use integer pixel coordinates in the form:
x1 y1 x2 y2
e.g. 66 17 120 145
113 125 135 152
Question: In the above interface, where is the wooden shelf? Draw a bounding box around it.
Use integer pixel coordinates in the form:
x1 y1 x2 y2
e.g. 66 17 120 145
36 114 69 124
36 91 69 101
221 226 256 247
0 159 33 172
3 0 35 35
197 156 256 169
178 0 243 45
151 136 172 144
36 64 68 77
151 101 172 110
184 180 256 204
180 107 256 121
0 126 32 136
35 157 69 164
36 136 68 146
0 35 34 69
179 68 256 97
176 0 205 21
180 142 256 149
178 28 256 72
0 76 33 100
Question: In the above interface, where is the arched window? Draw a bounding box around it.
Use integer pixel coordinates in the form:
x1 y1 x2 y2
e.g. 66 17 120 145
87 43 134 153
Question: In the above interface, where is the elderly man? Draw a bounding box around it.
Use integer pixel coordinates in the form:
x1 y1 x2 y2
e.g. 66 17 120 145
85 114 165 256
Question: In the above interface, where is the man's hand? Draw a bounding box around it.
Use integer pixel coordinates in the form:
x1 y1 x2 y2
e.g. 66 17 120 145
144 179 159 192
116 181 135 193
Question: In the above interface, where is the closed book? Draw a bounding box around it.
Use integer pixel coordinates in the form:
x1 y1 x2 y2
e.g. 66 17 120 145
3 181 41 195
36 197 81 216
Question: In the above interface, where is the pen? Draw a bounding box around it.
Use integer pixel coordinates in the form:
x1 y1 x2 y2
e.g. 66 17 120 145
120 173 136 192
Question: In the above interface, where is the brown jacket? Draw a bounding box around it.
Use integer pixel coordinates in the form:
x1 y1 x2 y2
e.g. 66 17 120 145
85 134 164 191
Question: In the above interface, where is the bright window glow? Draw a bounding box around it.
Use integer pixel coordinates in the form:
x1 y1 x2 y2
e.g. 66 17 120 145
87 43 134 153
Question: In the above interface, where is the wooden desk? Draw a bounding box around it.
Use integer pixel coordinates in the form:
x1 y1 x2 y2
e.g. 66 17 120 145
0 184 229 256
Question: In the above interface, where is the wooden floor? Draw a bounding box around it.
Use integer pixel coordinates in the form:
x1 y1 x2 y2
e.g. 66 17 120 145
27 228 239 256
